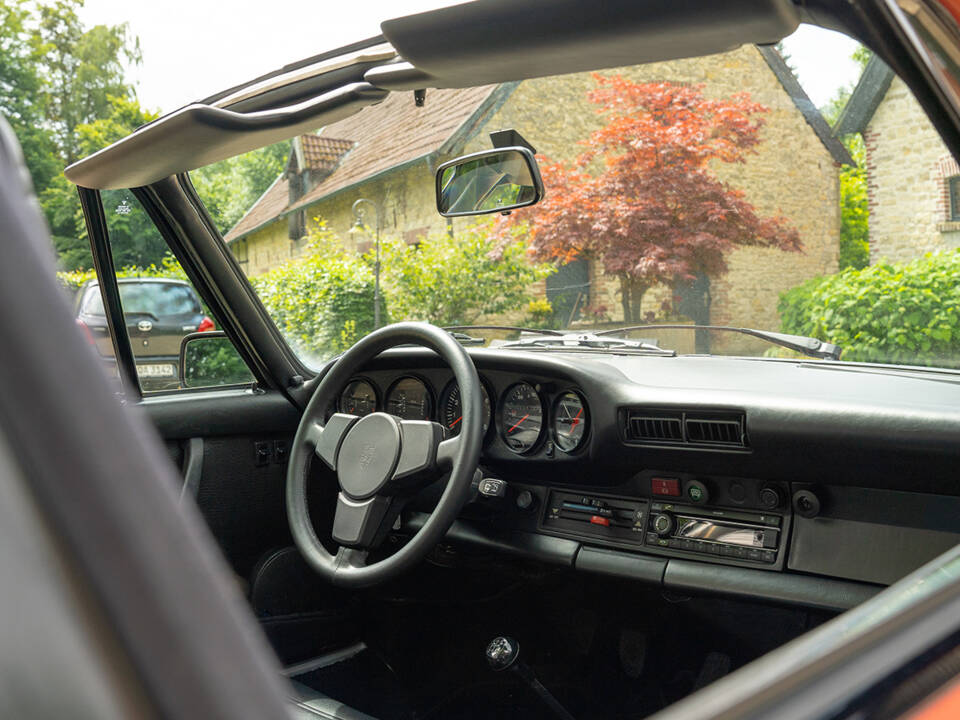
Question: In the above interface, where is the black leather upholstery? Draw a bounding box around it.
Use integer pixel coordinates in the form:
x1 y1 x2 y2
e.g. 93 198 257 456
288 681 376 720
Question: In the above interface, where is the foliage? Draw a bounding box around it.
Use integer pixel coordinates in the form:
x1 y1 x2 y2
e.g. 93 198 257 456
0 0 151 271
184 337 253 388
379 222 552 326
495 75 801 322
250 224 380 364
31 0 142 165
523 299 555 329
190 142 289 236
820 45 872 271
57 255 186 294
778 251 960 367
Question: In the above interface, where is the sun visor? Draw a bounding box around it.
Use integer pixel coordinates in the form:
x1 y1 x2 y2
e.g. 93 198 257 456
65 83 387 190
380 0 800 89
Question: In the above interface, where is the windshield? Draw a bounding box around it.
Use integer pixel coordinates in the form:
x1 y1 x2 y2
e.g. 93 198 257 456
187 25 960 371
82 282 201 318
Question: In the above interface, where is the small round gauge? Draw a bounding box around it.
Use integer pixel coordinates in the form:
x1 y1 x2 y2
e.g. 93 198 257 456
339 378 378 416
553 391 588 452
441 381 492 436
385 376 433 420
500 382 544 454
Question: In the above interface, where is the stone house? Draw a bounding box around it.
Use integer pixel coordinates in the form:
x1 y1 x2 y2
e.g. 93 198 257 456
225 45 848 341
834 55 960 263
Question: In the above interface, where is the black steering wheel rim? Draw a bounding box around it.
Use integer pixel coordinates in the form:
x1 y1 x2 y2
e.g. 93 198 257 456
286 322 483 588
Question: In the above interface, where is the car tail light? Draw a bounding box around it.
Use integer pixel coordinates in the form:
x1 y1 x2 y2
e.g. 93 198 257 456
198 316 215 332
75 319 96 345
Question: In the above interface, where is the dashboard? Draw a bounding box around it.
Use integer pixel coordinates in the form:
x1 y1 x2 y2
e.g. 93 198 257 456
335 347 960 612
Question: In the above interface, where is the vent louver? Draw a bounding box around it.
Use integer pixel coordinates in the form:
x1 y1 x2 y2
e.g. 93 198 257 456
624 409 747 449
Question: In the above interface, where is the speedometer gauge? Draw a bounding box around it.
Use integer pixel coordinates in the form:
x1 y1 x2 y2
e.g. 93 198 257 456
499 382 544 454
441 381 491 436
553 391 588 452
386 376 433 420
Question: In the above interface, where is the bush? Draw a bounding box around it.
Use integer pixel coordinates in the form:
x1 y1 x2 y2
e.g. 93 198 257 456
251 228 380 365
57 255 186 295
778 251 960 367
378 222 553 326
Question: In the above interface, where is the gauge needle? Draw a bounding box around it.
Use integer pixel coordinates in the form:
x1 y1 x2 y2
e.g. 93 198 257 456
449 416 462 428
507 414 529 433
570 408 583 429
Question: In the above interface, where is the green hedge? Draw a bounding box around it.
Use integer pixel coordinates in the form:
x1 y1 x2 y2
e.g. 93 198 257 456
778 251 960 367
250 233 380 365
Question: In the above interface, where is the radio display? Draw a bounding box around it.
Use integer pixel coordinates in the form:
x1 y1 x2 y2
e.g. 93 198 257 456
675 518 766 548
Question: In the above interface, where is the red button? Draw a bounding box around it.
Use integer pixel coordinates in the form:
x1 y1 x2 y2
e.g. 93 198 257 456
590 515 610 527
651 477 681 497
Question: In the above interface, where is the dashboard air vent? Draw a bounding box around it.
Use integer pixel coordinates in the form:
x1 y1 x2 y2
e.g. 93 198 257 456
626 412 683 443
624 409 747 449
685 414 745 447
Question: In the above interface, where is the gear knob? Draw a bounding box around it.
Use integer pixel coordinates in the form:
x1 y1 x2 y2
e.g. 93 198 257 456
486 636 520 671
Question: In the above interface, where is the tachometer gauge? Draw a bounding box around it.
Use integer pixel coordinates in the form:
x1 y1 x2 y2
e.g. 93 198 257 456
553 391 588 452
339 379 378 416
385 376 433 420
500 382 544 454
441 381 492 436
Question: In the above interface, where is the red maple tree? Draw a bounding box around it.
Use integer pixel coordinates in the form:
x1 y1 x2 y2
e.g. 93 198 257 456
496 75 803 323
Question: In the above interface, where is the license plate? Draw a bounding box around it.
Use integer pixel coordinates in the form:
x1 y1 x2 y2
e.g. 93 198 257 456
137 363 176 378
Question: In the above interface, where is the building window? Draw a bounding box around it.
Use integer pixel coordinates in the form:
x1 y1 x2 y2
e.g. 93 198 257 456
949 176 960 221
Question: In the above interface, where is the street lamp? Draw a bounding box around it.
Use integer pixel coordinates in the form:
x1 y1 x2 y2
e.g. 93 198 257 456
351 198 381 329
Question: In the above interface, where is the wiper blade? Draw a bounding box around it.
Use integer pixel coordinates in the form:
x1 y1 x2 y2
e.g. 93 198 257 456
496 332 675 355
444 325 564 336
595 324 843 360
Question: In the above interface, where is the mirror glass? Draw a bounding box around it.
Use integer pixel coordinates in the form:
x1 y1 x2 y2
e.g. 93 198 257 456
437 148 541 216
181 334 255 389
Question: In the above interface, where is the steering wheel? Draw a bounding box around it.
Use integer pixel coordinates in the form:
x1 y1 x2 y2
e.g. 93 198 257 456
286 322 483 588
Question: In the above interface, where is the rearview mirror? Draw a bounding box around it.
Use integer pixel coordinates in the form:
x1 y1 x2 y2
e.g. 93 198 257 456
436 147 543 217
179 332 255 389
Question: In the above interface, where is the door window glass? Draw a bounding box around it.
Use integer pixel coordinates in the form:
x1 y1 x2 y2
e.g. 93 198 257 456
98 190 253 393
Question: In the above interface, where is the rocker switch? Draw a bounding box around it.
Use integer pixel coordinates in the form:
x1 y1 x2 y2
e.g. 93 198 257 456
478 478 506 498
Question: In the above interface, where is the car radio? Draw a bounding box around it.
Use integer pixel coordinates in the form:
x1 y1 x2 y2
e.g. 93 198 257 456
645 501 780 564
541 488 785 568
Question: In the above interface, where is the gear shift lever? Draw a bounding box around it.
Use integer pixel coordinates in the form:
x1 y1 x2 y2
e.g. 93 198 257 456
486 636 576 720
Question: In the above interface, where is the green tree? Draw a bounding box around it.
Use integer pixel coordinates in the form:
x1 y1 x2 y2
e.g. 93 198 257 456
190 142 289 236
41 95 160 270
31 0 142 165
0 1 59 194
380 223 553 326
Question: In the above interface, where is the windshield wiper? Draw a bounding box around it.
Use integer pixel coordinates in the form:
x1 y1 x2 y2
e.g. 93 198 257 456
494 331 676 356
595 324 843 360
444 325 565 336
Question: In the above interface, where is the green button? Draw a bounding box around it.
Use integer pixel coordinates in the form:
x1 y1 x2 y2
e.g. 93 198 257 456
688 486 703 502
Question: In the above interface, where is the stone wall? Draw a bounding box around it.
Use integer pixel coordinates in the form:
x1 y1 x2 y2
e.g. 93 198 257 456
864 76 960 263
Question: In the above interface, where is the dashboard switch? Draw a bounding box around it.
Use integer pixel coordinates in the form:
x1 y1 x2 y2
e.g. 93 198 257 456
590 515 611 527
479 478 506 498
651 477 681 497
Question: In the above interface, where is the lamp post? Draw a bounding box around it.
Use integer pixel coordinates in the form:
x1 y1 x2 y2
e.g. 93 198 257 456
351 198 381 329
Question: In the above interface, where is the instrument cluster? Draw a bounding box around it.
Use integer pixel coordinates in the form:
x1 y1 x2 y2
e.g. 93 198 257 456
336 373 590 456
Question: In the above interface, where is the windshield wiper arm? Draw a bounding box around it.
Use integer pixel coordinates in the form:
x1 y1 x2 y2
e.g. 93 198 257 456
595 324 843 360
444 325 565 336
496 332 675 355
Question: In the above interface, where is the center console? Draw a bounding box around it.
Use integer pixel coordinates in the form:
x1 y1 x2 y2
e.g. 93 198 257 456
539 474 791 571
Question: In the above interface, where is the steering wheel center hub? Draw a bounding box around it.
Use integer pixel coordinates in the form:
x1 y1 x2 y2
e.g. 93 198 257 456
337 413 401 500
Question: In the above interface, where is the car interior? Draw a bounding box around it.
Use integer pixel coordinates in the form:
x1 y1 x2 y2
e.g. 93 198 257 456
6 1 960 719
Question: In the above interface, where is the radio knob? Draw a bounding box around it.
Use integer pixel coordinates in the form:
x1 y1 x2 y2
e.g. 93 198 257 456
652 512 675 537
759 487 782 510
